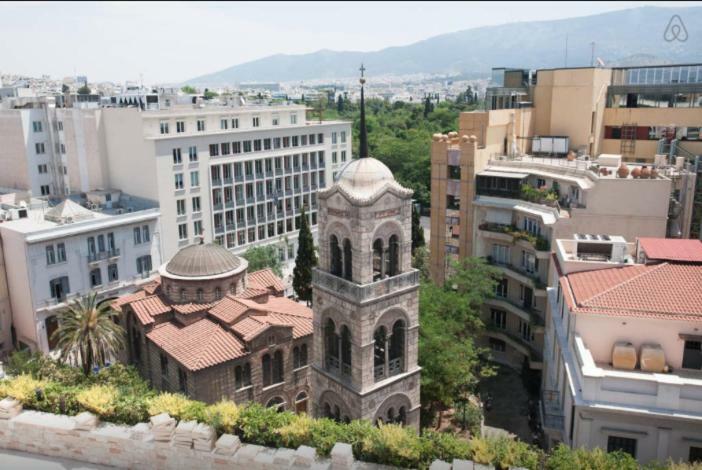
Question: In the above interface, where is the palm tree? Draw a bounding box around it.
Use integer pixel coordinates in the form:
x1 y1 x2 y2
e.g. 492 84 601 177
51 292 126 375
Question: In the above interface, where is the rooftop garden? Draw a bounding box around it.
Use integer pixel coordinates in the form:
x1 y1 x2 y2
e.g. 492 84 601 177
478 222 550 251
0 352 696 469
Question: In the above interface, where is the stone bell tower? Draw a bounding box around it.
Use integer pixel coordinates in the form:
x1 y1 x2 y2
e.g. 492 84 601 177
310 66 421 429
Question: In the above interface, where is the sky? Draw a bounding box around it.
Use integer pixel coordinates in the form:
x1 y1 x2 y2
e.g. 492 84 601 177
2 1 701 84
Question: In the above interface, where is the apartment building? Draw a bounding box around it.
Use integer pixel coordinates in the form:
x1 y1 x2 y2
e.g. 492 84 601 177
0 96 108 198
541 236 702 464
0 192 160 353
431 127 673 369
486 64 702 162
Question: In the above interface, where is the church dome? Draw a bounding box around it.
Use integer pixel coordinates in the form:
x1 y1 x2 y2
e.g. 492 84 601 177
335 157 396 199
165 242 244 278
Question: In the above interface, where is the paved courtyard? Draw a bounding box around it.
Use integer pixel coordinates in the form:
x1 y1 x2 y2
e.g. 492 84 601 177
478 365 536 444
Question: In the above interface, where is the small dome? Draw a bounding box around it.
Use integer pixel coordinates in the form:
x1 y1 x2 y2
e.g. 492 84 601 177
335 157 396 199
166 243 242 278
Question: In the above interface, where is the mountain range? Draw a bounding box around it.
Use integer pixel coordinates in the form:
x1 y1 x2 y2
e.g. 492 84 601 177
187 6 702 86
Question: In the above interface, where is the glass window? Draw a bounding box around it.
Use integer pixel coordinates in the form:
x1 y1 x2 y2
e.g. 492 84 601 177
46 245 56 265
56 243 66 263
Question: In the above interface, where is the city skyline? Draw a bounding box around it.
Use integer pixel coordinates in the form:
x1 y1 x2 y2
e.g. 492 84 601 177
2 1 700 83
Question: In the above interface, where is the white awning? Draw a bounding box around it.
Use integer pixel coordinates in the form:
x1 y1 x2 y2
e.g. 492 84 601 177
478 170 529 179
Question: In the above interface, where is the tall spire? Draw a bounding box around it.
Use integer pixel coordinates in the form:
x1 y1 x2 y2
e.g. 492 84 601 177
358 63 368 159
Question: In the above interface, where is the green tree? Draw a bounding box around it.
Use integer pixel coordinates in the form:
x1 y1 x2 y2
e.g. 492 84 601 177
203 89 218 100
337 95 344 113
76 85 91 95
51 292 126 376
181 85 196 94
242 245 283 276
61 84 70 94
411 204 425 255
419 257 500 427
423 95 434 118
292 207 317 304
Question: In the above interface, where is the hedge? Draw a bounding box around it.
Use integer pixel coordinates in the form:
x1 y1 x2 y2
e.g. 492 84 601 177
0 353 696 469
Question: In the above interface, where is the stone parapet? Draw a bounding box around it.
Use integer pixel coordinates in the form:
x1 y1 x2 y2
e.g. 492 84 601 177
0 408 494 469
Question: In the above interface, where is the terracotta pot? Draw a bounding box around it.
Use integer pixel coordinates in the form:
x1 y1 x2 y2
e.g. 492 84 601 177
631 167 642 178
650 168 659 179
641 166 651 179
567 151 576 161
617 164 630 178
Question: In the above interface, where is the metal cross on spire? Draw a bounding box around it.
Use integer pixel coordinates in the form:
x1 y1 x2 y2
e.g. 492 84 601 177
358 64 368 158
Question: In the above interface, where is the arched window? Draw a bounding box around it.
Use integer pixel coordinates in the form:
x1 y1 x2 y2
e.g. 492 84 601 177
372 239 384 281
262 354 272 386
343 238 353 281
388 235 400 276
374 327 387 381
333 405 341 422
196 288 204 302
323 402 332 419
215 287 221 299
266 396 285 412
300 343 308 367
398 407 407 425
295 392 308 414
325 319 339 373
166 285 171 295
235 363 251 389
180 288 186 301
293 346 301 369
387 407 395 423
389 320 405 376
229 283 236 294
341 326 352 377
330 235 342 276
273 350 284 384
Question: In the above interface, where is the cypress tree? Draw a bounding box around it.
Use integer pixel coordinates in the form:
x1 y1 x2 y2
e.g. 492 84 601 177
293 207 317 304
411 203 425 255
337 95 344 113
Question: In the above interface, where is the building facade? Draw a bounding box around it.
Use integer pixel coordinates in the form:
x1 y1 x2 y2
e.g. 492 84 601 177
100 104 352 287
114 242 312 410
310 77 421 429
0 193 160 353
541 236 702 464
431 131 673 369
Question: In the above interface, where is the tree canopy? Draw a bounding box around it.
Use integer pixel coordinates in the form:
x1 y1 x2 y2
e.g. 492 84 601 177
242 245 283 276
418 257 500 427
181 85 196 94
292 207 317 304
76 85 91 95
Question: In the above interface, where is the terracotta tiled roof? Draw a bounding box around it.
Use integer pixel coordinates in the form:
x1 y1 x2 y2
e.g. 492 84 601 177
208 296 255 324
111 290 147 311
638 238 702 263
248 268 286 293
564 262 702 321
238 287 270 299
172 302 216 315
130 295 171 326
147 319 246 371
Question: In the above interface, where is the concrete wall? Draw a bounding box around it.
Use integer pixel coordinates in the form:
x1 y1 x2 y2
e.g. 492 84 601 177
0 239 13 356
0 110 30 190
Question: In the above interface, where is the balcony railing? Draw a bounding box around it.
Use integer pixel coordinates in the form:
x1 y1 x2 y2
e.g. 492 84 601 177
486 257 545 289
313 268 419 305
479 223 550 251
87 249 121 263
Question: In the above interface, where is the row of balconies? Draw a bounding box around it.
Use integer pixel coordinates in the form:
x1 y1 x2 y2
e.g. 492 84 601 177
87 248 121 263
479 222 551 252
211 166 323 186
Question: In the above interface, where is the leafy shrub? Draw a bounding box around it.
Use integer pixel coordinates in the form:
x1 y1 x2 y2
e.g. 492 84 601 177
237 403 295 447
147 393 206 422
76 385 118 418
421 430 472 464
0 374 47 403
546 444 637 470
362 423 422 468
204 400 240 434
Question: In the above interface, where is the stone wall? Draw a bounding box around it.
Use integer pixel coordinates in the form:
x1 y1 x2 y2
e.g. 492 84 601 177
0 404 494 469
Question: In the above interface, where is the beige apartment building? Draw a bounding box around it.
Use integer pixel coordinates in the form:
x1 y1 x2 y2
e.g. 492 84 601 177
431 128 676 370
486 65 702 162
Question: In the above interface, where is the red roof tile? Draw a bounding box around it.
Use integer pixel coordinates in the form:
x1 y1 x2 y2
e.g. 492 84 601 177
111 290 147 311
130 296 171 326
638 237 702 263
146 319 246 371
248 268 286 293
565 262 702 321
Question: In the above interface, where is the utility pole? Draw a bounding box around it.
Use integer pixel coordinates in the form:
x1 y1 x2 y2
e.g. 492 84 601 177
564 34 569 67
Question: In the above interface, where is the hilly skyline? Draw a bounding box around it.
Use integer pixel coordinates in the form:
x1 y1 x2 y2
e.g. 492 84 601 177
188 5 702 86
